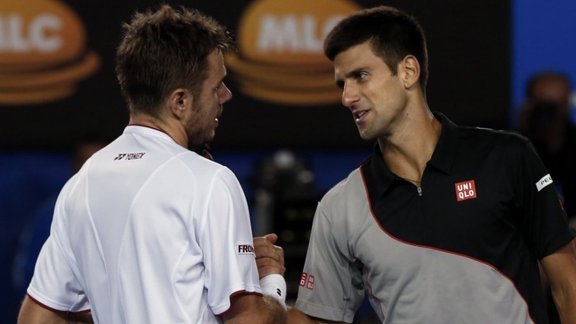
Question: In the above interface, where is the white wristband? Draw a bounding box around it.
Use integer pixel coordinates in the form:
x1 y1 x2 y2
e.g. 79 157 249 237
259 274 287 310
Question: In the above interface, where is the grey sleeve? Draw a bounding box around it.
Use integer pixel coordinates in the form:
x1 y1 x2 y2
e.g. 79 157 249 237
294 200 364 323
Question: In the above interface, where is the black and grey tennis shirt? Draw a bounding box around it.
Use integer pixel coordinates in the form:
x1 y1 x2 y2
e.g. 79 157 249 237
295 113 574 324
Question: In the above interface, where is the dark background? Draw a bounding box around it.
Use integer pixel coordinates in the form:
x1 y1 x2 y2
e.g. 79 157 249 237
0 0 510 151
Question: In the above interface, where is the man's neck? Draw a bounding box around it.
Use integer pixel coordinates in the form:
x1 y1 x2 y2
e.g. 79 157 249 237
129 114 188 148
378 109 442 183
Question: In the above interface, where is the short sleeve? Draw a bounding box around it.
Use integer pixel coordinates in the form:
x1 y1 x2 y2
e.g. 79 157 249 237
26 183 90 312
295 201 364 323
516 138 575 259
199 167 261 315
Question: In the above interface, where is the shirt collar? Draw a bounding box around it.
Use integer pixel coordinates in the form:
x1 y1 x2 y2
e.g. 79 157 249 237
124 125 215 160
364 111 459 191
428 111 458 175
124 124 176 143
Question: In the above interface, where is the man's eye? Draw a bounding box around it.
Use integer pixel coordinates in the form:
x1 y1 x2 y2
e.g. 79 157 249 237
356 71 368 80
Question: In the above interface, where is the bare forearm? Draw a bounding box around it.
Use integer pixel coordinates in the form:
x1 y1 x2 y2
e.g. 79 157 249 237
287 307 317 324
65 312 93 323
261 295 287 324
544 240 576 324
18 296 93 324
221 294 286 324
552 287 576 324
287 307 345 324
18 296 67 324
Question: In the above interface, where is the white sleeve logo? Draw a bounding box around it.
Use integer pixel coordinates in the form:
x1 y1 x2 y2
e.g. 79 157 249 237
535 174 553 192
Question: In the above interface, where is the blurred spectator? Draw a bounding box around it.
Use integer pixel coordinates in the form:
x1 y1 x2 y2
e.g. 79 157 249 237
518 72 576 220
519 72 573 130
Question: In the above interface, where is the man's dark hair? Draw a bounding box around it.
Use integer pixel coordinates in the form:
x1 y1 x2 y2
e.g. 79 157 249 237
116 5 233 116
324 6 429 93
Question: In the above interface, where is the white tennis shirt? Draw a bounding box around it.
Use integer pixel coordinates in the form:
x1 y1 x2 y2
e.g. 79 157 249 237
27 126 262 323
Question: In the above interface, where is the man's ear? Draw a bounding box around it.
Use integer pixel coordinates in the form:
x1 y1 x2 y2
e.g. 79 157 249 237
168 88 193 118
400 55 420 89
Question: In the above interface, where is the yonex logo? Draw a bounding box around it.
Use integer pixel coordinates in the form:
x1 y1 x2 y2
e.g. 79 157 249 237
455 180 477 202
237 244 254 255
536 174 553 192
114 152 145 161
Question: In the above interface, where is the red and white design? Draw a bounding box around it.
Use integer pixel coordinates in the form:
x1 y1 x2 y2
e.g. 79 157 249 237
299 272 307 286
300 272 315 290
306 275 315 290
455 180 477 202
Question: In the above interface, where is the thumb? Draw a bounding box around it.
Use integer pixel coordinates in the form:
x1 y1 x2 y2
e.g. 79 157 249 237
264 233 278 244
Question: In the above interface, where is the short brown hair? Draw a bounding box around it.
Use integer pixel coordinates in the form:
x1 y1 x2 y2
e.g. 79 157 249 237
116 5 233 116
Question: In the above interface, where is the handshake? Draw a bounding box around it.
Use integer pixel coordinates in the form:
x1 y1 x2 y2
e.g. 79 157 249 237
253 234 287 310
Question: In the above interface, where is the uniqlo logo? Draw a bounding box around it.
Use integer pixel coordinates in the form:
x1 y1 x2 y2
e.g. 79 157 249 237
455 180 477 202
299 272 315 290
299 273 307 286
307 275 315 289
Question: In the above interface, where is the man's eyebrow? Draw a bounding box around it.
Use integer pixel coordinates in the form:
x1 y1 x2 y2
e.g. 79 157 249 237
335 67 369 88
346 66 369 78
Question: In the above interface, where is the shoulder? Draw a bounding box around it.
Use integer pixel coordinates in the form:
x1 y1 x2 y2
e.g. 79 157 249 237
320 167 364 211
456 125 532 155
175 153 242 190
459 124 527 143
174 151 231 174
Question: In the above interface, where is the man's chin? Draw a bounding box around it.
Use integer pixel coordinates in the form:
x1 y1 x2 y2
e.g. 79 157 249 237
358 130 373 141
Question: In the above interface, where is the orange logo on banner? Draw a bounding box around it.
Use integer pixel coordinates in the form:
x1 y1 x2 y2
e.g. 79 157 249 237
226 0 361 106
0 0 100 105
